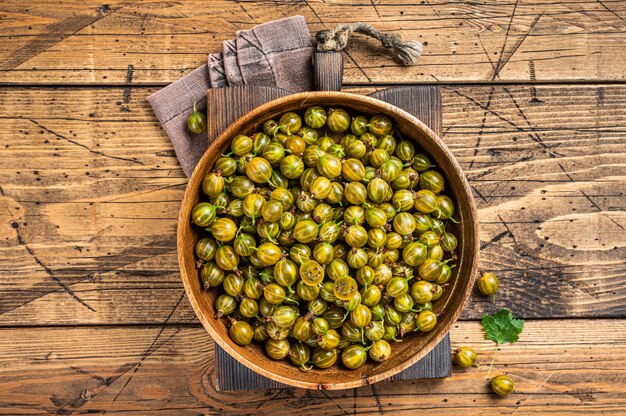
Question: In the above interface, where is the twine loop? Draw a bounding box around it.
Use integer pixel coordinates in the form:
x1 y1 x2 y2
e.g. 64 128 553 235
316 23 423 66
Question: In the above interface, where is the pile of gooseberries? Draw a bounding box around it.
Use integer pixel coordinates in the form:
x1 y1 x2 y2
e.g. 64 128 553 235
191 106 460 371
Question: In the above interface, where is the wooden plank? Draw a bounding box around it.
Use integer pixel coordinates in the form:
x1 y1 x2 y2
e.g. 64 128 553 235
0 85 624 326
216 336 451 390
364 85 453 382
0 320 624 414
367 86 453 383
2 0 626 85
314 51 344 91
207 86 288 145
212 85 450 390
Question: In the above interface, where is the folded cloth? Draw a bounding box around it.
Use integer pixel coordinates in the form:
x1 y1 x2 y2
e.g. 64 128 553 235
148 16 314 177
222 39 242 86
208 53 227 88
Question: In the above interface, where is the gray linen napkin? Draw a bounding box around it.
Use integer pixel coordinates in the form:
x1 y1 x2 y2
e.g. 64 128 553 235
208 53 227 88
148 16 314 177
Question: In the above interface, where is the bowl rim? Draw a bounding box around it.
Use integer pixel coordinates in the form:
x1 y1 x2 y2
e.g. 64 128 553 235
178 90 479 389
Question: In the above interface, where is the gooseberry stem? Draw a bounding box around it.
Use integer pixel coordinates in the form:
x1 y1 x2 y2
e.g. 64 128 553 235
342 310 350 322
277 124 291 136
284 297 299 305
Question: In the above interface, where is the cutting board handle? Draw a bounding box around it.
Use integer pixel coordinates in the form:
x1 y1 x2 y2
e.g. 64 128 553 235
313 51 343 91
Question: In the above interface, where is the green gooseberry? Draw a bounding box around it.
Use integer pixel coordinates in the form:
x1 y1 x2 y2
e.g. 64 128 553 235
304 106 327 129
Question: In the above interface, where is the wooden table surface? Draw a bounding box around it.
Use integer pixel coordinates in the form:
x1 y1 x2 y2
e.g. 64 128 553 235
1 1 625 414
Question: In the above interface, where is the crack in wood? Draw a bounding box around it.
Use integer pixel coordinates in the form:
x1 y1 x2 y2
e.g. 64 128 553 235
0 285 65 316
301 0 371 84
494 12 544 80
476 33 497 75
471 185 488 204
370 383 385 415
16 234 97 313
498 214 518 246
444 86 554 158
251 390 277 412
465 87 563 161
69 366 111 385
370 0 383 24
0 188 94 316
424 0 442 18
492 0 520 80
110 291 185 402
557 161 575 182
87 225 116 244
238 3 256 23
0 238 175 316
596 0 626 25
477 241 612 306
480 230 511 251
119 65 134 112
109 329 183 404
52 294 185 414
344 49 372 83
0 3 129 71
84 239 176 281
502 87 561 156
580 190 625 231
50 361 136 414
104 182 186 203
29 118 144 165
139 13 148 34
319 389 350 415
528 59 544 104
271 0 289 18
1 16 102 71
468 86 494 170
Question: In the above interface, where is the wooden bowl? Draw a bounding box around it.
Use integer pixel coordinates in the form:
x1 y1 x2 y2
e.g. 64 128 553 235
178 91 479 390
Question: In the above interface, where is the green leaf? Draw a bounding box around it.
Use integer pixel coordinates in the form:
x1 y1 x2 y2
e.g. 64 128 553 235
482 309 524 346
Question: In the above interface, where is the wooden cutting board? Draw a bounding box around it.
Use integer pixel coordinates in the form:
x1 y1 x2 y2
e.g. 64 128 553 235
205 84 452 391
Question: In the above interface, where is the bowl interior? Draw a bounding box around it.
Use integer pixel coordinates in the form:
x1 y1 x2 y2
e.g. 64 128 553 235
178 91 478 390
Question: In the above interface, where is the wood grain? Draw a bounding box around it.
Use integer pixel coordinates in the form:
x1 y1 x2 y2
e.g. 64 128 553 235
0 320 624 415
314 51 344 91
1 0 625 411
2 0 626 84
0 84 624 326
